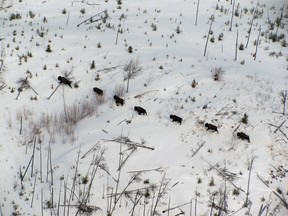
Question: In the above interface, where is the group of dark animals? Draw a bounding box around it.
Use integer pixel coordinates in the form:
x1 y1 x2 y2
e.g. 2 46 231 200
204 123 250 142
58 76 250 143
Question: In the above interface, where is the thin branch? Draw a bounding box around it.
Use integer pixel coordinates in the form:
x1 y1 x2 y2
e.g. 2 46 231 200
81 141 101 159
47 83 61 100
162 201 191 213
96 65 121 73
204 15 214 57
72 0 100 6
77 10 107 27
244 155 256 207
190 141 205 158
127 167 166 173
246 4 258 48
257 174 288 209
118 148 137 171
134 90 159 99
102 137 154 150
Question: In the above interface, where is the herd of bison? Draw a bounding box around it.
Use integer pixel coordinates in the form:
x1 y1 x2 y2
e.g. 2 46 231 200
58 76 251 143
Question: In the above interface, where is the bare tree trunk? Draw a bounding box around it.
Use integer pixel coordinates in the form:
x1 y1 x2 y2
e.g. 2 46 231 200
195 0 200 26
20 166 23 189
126 76 130 93
40 141 43 182
275 5 284 38
209 194 215 216
31 137 36 177
204 16 214 57
30 173 37 207
57 180 62 216
66 12 70 25
194 189 197 216
230 0 236 31
47 83 61 100
282 90 287 115
235 29 239 60
41 188 44 216
244 156 255 207
19 117 23 135
246 4 258 48
189 199 192 216
254 26 261 60
267 7 270 44
115 25 120 45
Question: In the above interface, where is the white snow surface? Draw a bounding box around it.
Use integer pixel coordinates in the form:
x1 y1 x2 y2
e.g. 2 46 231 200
0 0 288 215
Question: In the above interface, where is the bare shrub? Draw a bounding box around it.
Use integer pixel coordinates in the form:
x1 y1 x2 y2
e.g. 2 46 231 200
212 66 225 81
39 113 53 132
50 100 97 136
63 123 75 137
123 58 142 81
28 120 41 138
124 58 142 92
64 100 98 125
96 94 105 105
113 84 125 97
18 106 33 120
17 77 30 89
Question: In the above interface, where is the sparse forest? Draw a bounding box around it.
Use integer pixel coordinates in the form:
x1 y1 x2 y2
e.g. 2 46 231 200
0 0 288 215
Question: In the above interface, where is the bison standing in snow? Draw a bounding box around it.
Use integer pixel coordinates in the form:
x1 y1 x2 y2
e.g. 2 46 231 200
134 106 147 115
237 132 250 143
170 114 182 125
205 123 219 133
93 87 104 95
58 76 72 88
113 95 125 106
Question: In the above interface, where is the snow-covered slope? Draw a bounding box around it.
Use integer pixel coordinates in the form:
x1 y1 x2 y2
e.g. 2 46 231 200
0 0 288 215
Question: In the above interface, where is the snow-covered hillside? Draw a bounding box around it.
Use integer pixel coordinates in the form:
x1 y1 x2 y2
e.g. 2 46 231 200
0 0 288 215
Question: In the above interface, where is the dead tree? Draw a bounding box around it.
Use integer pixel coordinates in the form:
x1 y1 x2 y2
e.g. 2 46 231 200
244 156 255 208
204 15 214 57
190 142 205 158
268 121 288 141
257 174 288 209
195 0 200 26
123 58 141 93
229 0 236 31
77 10 108 27
280 90 287 115
245 4 258 48
16 76 39 99
274 5 284 39
235 29 239 60
254 26 261 60
115 25 121 45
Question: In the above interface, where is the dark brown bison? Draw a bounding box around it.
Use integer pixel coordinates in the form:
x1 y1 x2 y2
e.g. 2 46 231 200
58 76 72 88
93 87 103 95
170 114 182 125
237 132 250 143
205 123 218 133
113 95 124 106
134 106 147 115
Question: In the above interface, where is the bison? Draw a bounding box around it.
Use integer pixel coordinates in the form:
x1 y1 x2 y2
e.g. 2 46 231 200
170 114 182 125
205 123 219 133
237 132 250 143
93 87 103 95
58 76 72 88
113 95 124 106
134 106 147 115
